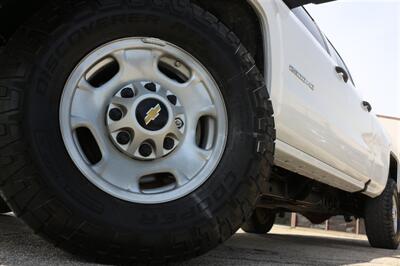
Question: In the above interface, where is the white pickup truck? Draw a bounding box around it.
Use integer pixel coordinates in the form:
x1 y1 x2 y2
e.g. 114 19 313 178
0 0 398 263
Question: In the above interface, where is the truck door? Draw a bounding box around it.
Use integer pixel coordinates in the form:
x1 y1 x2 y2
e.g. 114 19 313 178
325 40 376 183
275 6 373 183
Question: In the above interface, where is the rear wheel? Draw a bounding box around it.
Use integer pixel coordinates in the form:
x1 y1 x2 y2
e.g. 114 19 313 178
0 0 275 263
365 179 400 249
242 208 276 234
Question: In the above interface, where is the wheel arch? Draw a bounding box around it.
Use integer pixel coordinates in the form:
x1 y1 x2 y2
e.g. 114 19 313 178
0 0 44 45
189 0 267 75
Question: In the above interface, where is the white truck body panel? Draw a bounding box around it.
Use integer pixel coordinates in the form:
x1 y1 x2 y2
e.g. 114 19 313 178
249 0 394 197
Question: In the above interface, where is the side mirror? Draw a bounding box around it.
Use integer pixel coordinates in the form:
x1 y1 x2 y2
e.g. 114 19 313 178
285 0 336 9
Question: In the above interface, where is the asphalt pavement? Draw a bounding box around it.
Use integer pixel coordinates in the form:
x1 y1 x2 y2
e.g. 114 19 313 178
0 213 399 265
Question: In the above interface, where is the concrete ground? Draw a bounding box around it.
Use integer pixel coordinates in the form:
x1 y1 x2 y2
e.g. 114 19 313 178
0 213 399 266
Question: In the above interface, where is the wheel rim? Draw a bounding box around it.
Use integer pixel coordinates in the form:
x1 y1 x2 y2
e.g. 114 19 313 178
393 195 398 233
60 38 228 204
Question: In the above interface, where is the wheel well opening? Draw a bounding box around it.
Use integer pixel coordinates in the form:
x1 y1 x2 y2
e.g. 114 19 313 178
389 153 398 183
0 0 47 45
192 0 265 73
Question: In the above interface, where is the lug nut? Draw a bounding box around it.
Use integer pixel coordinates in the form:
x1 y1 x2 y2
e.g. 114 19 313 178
121 87 135 98
144 82 157 92
139 143 153 157
163 137 175 150
109 108 123 121
167 95 177 105
116 131 131 145
175 118 184 129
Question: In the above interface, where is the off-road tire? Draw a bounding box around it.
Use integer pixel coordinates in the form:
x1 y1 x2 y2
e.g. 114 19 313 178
365 179 400 250
241 208 276 234
0 0 275 263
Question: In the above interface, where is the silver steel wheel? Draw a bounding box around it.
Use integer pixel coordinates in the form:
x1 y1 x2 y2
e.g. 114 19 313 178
393 195 398 233
60 38 228 204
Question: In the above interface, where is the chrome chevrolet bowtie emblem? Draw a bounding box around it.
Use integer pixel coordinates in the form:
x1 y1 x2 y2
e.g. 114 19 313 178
144 104 162 125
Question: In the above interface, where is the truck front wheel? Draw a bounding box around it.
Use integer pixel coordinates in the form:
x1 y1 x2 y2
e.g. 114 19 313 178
0 0 275 263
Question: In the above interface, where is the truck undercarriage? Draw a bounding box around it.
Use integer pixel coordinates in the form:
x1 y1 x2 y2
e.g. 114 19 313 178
259 167 366 223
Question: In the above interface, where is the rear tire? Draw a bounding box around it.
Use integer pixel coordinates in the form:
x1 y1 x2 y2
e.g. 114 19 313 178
241 208 276 234
365 179 400 249
0 0 275 263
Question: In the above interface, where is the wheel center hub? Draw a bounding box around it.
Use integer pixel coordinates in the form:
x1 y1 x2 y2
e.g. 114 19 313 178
136 98 169 131
105 81 186 161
